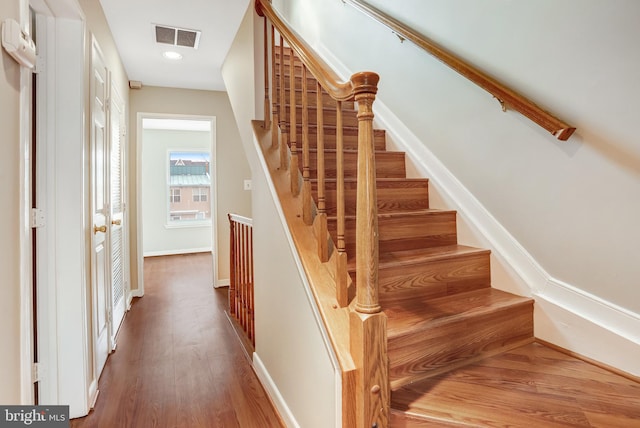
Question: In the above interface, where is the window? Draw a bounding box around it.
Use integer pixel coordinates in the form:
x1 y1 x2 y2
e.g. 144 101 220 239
168 151 211 223
193 187 207 202
170 188 181 203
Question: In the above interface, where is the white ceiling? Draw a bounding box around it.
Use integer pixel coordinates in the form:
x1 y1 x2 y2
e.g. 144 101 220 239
99 0 250 91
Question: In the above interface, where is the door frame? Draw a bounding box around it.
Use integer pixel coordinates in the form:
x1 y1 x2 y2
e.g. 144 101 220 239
18 0 34 405
136 112 219 296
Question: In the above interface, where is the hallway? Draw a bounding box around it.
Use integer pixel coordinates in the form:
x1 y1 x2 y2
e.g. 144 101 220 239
71 253 283 428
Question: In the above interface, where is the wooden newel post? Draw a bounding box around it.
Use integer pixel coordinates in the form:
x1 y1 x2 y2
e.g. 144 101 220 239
350 72 389 428
352 72 381 314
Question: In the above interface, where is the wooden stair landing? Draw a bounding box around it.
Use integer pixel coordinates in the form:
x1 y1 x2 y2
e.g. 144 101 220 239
390 342 640 427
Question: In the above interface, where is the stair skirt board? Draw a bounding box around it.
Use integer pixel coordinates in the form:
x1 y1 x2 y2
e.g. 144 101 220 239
251 124 344 428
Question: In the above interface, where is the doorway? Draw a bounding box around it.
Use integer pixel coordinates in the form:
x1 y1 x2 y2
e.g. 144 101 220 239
137 115 218 295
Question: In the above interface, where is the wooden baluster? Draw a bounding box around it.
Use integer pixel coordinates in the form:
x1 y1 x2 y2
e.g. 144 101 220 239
336 101 348 307
301 65 312 224
244 224 250 332
242 223 248 332
279 37 288 169
244 224 249 330
231 224 240 318
228 215 236 317
263 18 270 129
236 224 244 328
271 24 278 148
235 221 240 320
314 82 329 262
248 226 255 346
289 49 299 195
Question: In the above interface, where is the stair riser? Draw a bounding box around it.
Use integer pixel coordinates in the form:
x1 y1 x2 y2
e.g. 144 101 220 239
305 151 406 179
375 253 491 303
277 75 320 91
292 131 386 151
329 211 457 256
281 125 386 151
280 105 359 128
388 303 533 389
313 182 429 216
281 90 355 109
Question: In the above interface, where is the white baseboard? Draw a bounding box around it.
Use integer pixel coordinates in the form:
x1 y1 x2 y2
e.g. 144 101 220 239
253 353 299 428
88 380 99 410
214 279 230 288
129 289 144 300
535 278 640 376
143 247 212 257
317 42 640 377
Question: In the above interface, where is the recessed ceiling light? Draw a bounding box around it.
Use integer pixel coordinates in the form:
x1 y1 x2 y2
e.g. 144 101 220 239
163 51 183 60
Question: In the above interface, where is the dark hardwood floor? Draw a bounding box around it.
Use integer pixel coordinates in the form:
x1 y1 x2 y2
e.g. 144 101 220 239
71 253 283 428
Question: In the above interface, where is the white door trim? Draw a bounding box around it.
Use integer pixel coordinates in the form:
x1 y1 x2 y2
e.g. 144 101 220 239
19 0 34 405
136 112 219 295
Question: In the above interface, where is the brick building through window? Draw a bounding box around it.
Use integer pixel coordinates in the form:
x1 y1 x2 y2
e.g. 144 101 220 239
169 152 211 221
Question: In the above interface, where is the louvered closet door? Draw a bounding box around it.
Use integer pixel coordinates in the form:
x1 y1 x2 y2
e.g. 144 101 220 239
109 84 126 342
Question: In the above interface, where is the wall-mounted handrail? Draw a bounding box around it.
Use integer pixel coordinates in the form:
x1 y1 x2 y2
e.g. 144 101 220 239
342 0 576 141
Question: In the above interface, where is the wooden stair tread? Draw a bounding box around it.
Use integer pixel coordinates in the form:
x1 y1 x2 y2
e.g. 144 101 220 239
385 288 532 339
287 122 387 135
306 148 403 155
347 245 490 272
328 209 455 222
313 177 428 184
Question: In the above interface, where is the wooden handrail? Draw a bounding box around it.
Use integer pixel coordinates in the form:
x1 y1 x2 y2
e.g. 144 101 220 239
342 0 576 141
257 0 373 103
228 213 252 226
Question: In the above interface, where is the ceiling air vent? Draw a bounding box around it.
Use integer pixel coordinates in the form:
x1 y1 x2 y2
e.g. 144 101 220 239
154 24 201 49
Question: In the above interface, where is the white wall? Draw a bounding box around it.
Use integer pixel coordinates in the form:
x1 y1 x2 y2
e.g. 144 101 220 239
271 0 640 373
142 129 212 255
223 6 338 426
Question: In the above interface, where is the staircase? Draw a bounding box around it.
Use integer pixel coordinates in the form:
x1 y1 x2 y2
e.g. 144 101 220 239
275 48 535 423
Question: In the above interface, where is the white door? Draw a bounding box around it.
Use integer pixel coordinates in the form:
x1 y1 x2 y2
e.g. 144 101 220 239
91 39 110 376
109 84 126 345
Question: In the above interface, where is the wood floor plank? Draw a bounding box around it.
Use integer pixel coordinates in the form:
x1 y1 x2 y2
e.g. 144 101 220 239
70 253 283 428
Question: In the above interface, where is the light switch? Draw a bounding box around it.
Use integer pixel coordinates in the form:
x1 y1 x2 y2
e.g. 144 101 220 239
244 179 252 191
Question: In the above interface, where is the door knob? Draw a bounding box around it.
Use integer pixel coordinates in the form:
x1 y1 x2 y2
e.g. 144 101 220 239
94 225 107 234
112 219 122 226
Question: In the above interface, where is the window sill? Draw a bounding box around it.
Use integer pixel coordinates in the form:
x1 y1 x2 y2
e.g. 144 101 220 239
164 221 212 229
